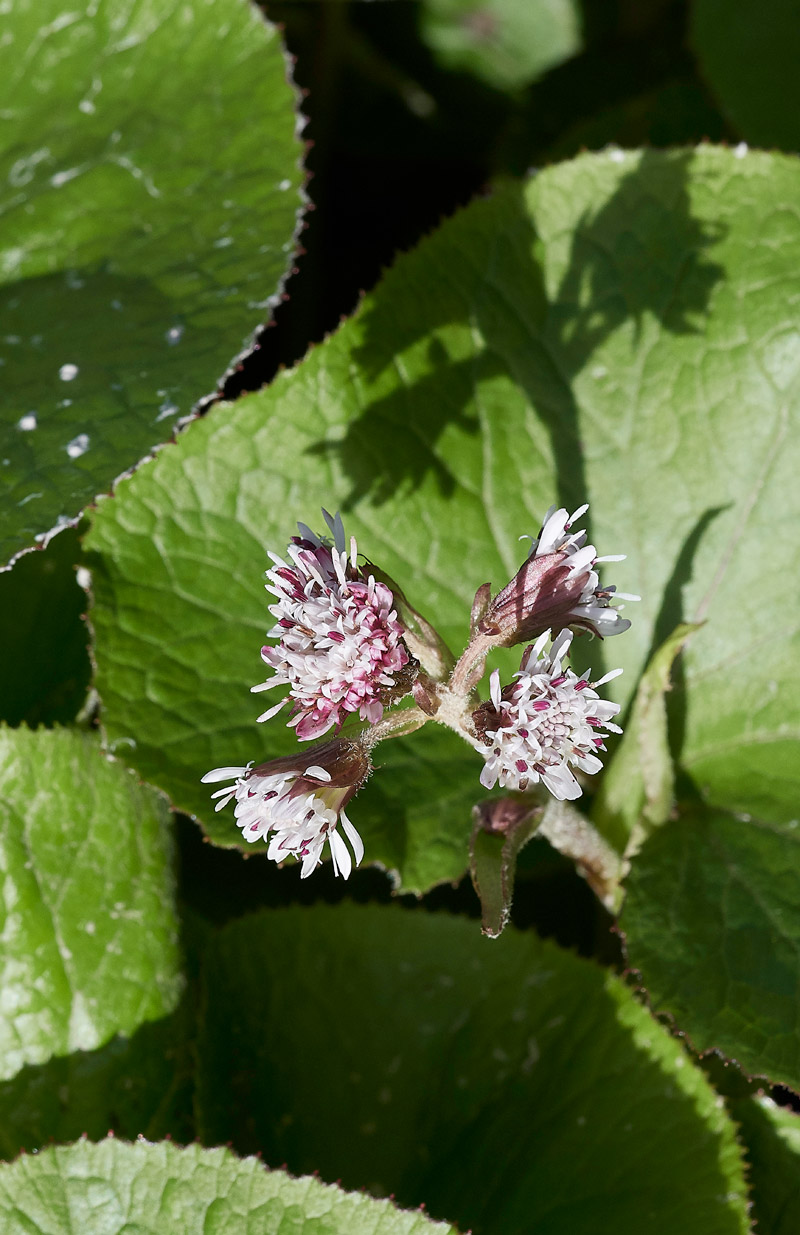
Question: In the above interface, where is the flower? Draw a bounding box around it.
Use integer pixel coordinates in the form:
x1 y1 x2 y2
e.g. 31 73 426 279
201 738 368 879
479 503 636 645
253 510 411 741
472 629 623 801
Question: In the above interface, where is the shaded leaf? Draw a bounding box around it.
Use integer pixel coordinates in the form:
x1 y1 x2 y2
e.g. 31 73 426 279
621 806 800 1090
197 904 748 1235
0 527 90 727
692 0 800 151
0 728 181 1080
0 1139 454 1234
733 1094 800 1235
0 1002 195 1160
0 0 304 566
420 0 582 93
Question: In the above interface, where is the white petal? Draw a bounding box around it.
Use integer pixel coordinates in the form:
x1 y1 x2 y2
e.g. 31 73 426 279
489 668 502 710
304 764 331 782
479 762 498 790
257 698 288 723
251 679 281 693
593 666 624 687
532 628 551 658
549 628 573 666
567 545 595 575
201 766 247 783
329 828 352 879
341 812 365 866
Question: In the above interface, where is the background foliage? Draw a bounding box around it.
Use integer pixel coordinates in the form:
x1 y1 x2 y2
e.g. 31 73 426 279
1 1 799 1231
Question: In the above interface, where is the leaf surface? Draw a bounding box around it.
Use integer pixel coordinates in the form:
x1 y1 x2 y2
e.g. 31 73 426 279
692 0 800 151
0 728 181 1081
733 1094 800 1235
0 0 304 566
0 1139 454 1234
87 147 800 890
197 904 748 1235
621 806 800 1090
419 0 582 92
0 528 90 726
593 622 698 855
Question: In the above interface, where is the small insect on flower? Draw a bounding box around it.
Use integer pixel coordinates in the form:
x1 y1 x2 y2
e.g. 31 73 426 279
253 510 412 741
479 503 638 646
473 629 623 802
201 738 369 879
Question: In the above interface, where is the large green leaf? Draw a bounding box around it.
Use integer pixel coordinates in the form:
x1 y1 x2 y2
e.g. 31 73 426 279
692 0 800 151
0 728 181 1081
197 904 748 1235
733 1094 800 1235
87 147 800 892
419 0 582 93
621 806 800 1090
0 0 304 567
0 1139 454 1234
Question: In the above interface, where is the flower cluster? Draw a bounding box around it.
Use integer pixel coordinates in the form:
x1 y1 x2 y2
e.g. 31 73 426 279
473 629 622 801
203 503 632 880
253 510 410 741
480 503 636 645
202 739 368 879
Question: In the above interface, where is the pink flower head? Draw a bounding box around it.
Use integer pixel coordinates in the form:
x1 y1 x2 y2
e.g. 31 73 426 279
473 629 623 802
479 503 637 645
253 511 411 741
201 738 369 879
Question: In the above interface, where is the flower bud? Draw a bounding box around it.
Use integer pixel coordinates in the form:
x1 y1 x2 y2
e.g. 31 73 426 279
478 503 635 646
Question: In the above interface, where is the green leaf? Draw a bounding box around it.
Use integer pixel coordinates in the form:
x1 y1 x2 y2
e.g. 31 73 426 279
0 0 304 567
87 146 800 890
419 0 582 93
0 1003 195 1159
0 527 91 726
732 1094 800 1235
692 0 800 151
197 904 748 1235
621 806 800 1090
0 1139 455 1234
593 622 699 856
0 728 181 1081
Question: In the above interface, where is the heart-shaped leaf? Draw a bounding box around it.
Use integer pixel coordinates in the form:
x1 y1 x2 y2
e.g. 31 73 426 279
621 806 800 1090
0 0 304 566
0 1139 454 1234
0 727 181 1080
197 904 749 1235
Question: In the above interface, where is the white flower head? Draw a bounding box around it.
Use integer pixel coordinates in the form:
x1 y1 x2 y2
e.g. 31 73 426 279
254 510 412 741
473 629 623 802
480 502 637 646
201 739 369 879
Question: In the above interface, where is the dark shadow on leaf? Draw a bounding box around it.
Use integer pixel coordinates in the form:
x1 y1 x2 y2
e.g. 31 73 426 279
306 150 725 574
0 995 196 1159
307 339 488 509
643 504 729 762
